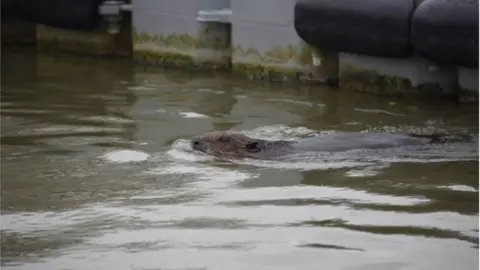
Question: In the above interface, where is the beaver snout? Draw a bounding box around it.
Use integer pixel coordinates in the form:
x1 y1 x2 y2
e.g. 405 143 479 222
190 138 205 152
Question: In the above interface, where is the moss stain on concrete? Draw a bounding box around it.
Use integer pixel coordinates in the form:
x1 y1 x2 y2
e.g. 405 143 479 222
36 23 130 57
231 44 323 83
132 24 329 83
132 23 230 70
232 62 302 82
232 44 316 66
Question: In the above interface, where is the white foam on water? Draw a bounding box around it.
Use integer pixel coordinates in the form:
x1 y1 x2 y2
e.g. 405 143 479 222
437 185 478 192
147 142 255 188
197 88 226 94
88 201 476 236
266 98 326 107
354 108 407 117
178 112 209 119
145 162 254 190
246 124 318 140
167 139 214 162
100 150 150 163
234 94 248 100
345 164 391 178
127 85 158 91
70 115 134 124
146 139 256 191
17 125 123 135
1 109 53 114
206 185 430 206
233 157 373 171
0 206 111 234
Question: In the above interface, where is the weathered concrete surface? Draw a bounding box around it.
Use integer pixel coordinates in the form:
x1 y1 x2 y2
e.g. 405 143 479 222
1 16 37 46
132 0 231 70
36 13 132 57
230 0 329 83
457 67 479 103
338 53 462 98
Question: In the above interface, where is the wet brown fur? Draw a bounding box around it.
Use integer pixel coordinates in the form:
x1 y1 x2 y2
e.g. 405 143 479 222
190 131 475 160
190 131 294 159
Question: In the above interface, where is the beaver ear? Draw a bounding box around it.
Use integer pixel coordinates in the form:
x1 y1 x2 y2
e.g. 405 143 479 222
245 142 260 152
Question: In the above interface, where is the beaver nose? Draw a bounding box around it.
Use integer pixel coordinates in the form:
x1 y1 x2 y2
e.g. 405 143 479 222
191 139 201 149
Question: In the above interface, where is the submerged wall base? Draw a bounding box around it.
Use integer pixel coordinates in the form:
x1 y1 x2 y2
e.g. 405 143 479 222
457 67 479 103
338 53 467 99
36 17 132 57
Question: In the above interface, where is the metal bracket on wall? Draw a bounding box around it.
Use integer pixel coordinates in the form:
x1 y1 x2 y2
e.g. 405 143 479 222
99 0 132 34
196 8 232 24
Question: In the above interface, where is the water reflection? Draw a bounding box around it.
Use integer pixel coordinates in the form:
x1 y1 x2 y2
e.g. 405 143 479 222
1 47 478 270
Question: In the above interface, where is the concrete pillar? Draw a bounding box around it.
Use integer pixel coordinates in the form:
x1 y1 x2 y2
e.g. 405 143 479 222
230 0 327 83
132 0 231 70
457 67 479 103
338 53 458 97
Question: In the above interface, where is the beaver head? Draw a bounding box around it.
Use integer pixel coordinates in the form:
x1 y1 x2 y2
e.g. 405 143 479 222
190 131 265 159
190 131 295 159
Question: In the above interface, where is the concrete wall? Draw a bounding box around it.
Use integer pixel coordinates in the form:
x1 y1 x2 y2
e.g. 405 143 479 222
1 16 37 46
337 53 478 101
1 9 131 57
131 0 336 83
338 53 458 96
132 0 231 70
130 0 477 101
230 0 312 82
36 20 131 57
2 1 476 102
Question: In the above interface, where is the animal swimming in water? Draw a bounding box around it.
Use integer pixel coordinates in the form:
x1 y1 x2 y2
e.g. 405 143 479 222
190 130 474 160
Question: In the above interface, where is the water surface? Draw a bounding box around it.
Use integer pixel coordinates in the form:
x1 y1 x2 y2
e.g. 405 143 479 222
1 48 479 270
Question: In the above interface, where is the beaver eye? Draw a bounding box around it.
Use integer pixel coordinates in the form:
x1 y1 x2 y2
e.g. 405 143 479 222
218 136 229 142
192 140 199 146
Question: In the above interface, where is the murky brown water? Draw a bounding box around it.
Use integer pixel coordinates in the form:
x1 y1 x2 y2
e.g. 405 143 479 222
1 47 479 270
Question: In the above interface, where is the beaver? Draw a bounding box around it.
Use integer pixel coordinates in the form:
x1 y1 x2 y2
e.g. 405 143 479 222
190 130 473 160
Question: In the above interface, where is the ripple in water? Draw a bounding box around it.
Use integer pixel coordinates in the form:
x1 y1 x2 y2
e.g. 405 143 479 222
178 112 209 119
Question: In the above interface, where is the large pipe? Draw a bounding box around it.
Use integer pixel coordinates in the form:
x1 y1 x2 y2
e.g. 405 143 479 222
2 0 104 30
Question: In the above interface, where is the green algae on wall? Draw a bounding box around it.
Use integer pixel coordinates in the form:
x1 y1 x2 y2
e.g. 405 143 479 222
133 31 197 50
36 21 131 57
231 44 331 84
133 24 230 49
133 49 195 68
132 23 231 70
232 62 302 82
339 65 452 97
132 27 334 84
133 49 231 70
232 44 316 66
197 23 231 50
